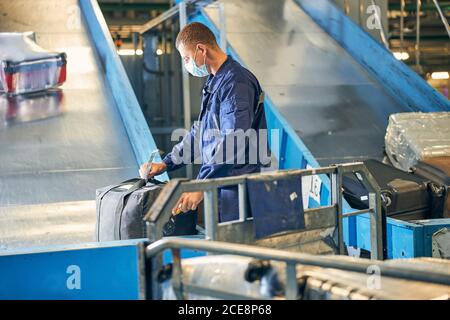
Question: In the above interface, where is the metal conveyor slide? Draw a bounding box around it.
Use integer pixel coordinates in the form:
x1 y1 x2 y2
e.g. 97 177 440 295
0 0 141 250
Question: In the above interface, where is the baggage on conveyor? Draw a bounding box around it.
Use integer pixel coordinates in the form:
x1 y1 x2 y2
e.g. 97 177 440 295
0 32 66 95
95 178 198 241
412 157 450 218
385 112 450 172
343 159 431 220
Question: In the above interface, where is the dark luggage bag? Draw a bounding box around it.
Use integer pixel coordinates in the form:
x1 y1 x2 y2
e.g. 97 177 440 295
95 178 197 241
343 159 431 221
412 157 450 219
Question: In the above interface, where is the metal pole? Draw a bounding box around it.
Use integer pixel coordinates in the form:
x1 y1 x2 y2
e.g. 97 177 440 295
285 262 298 300
238 182 247 222
203 189 219 241
416 0 421 70
331 169 345 255
432 0 450 39
171 248 185 299
369 192 383 260
179 1 193 179
400 0 405 54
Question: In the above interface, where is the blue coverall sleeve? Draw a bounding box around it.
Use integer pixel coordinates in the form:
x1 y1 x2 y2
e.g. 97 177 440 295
162 121 200 172
197 81 256 180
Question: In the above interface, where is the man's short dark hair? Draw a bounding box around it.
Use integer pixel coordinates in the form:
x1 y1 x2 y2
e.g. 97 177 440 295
176 22 218 49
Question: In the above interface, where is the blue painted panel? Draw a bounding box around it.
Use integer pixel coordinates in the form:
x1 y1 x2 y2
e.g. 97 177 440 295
355 216 450 258
343 215 357 247
0 240 145 300
79 0 168 180
294 0 450 112
387 219 423 259
0 237 208 300
357 215 419 258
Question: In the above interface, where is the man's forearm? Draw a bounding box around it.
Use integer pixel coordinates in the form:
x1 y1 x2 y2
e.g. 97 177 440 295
162 153 186 172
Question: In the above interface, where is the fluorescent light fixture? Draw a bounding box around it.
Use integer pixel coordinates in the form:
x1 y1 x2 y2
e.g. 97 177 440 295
393 51 409 61
136 49 143 55
156 48 163 56
431 72 450 80
117 49 136 56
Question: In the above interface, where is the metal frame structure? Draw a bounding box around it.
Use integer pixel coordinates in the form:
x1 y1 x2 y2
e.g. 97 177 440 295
144 162 385 260
145 237 450 300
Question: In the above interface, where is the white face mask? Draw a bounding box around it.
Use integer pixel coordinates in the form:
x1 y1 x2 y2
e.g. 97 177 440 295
185 46 209 77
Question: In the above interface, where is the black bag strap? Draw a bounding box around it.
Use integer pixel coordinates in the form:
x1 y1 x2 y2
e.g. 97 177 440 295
97 176 167 240
96 178 143 241
112 177 167 239
113 179 148 239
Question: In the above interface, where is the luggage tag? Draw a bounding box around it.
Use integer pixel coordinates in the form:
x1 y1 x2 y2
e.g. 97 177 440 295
141 149 162 183
142 150 184 216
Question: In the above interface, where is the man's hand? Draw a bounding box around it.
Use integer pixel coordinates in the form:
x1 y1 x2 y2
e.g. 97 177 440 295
139 162 167 179
172 191 204 214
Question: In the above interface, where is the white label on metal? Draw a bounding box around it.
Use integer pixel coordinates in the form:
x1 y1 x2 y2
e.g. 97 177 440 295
301 174 312 209
289 192 298 202
307 164 322 204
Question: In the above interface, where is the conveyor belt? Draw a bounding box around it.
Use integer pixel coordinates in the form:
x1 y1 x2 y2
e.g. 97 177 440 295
0 0 139 249
204 0 409 165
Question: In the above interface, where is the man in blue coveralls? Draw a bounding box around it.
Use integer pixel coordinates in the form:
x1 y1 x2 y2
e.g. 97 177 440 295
140 22 267 223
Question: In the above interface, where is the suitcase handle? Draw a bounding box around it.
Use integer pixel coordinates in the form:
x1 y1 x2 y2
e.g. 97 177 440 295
117 177 166 188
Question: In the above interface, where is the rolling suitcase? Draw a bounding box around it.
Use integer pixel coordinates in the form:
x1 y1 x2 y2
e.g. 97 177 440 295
95 178 198 241
343 159 431 221
0 32 66 95
412 157 450 219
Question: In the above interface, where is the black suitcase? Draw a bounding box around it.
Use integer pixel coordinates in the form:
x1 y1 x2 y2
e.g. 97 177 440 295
412 157 450 219
343 159 431 221
95 178 197 241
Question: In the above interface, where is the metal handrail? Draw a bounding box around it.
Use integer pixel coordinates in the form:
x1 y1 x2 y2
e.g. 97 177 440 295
145 238 450 300
144 162 385 260
432 0 450 39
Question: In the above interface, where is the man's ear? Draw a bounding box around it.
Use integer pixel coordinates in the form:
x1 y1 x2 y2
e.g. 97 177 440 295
197 43 207 56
